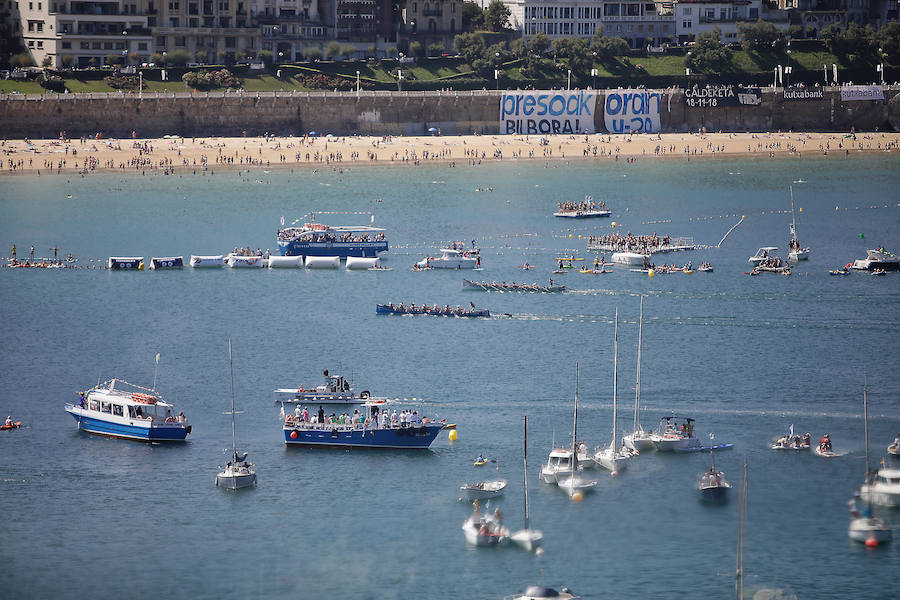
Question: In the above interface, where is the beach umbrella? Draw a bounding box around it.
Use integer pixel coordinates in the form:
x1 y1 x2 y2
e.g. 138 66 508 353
308 131 318 137
427 127 438 133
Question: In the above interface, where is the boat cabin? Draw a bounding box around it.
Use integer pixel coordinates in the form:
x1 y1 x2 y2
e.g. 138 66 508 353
78 379 182 423
546 448 574 470
659 416 695 438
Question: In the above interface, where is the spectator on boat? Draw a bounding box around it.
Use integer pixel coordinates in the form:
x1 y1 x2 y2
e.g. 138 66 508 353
391 409 398 426
302 407 309 422
5 416 12 427
178 411 186 423
294 404 302 419
317 406 325 424
352 410 360 426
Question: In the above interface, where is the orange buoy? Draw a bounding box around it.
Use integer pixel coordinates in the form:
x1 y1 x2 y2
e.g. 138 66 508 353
290 431 298 439
865 536 879 548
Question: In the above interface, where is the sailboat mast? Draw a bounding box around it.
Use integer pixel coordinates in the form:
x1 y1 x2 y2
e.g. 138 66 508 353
863 386 870 477
634 297 643 432
790 185 798 242
228 339 237 458
613 308 618 450
523 415 530 531
573 362 579 470
735 458 747 600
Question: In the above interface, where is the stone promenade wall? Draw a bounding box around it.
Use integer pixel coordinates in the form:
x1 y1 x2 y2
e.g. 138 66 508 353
1 87 898 138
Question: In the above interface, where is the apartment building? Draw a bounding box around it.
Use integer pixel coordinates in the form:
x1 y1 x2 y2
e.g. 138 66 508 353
256 0 327 62
151 0 258 61
503 0 676 47
399 0 463 51
14 0 152 67
675 0 788 43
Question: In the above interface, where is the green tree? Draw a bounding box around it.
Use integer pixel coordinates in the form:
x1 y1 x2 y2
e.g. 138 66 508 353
737 19 782 52
149 52 164 66
510 38 526 59
590 27 630 59
409 41 425 58
41 55 53 67
454 32 487 65
195 50 209 64
553 37 591 77
127 52 139 65
259 49 275 66
461 1 484 32
385 46 397 58
427 42 444 57
325 41 342 59
106 53 121 66
483 0 511 32
685 28 733 74
529 32 551 56
235 50 247 63
301 47 322 61
823 22 877 61
875 21 900 63
340 44 356 59
167 49 191 66
61 54 75 68
10 53 34 68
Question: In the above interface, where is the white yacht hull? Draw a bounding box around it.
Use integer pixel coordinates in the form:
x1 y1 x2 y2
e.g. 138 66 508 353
653 436 701 452
216 471 257 490
462 516 508 546
623 431 655 453
593 450 629 473
860 486 900 507
789 249 809 262
459 480 507 501
510 528 544 551
848 517 892 544
556 474 597 497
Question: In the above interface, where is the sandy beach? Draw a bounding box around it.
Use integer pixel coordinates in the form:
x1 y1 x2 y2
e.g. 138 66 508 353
3 131 900 175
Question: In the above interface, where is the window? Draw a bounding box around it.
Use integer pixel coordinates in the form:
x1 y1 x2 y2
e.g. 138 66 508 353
113 405 124 417
36 40 43 48
169 17 179 25
90 400 100 411
92 41 101 49
225 36 235 47
175 35 185 45
682 6 691 15
101 402 111 413
451 1 454 12
168 1 178 8
749 7 758 18
28 21 34 31
138 42 147 50
103 42 112 49
61 41 71 48
81 41 90 48
37 21 43 31
156 35 166 46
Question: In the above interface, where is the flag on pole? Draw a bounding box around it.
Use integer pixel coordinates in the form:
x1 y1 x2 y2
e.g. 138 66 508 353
155 352 160 364
281 215 285 226
789 424 794 437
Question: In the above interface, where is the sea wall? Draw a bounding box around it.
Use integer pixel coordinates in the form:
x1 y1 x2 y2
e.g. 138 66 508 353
1 87 898 138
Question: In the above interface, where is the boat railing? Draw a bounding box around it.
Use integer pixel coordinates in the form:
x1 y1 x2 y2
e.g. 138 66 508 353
284 418 432 431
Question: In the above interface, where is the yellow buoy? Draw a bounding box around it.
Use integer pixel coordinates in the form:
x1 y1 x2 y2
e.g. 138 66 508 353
577 235 582 239
448 429 458 442
798 207 803 213
138 261 144 271
648 269 655 278
611 221 617 227
572 491 584 502
568 234 573 239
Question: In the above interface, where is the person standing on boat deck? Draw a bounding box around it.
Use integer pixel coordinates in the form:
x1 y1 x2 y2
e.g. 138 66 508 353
318 406 325 425
294 404 302 419
302 407 309 422
178 411 186 422
11 244 16 259
30 245 34 260
5 416 12 427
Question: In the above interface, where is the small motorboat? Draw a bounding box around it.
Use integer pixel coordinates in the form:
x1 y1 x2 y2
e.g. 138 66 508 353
829 268 851 276
651 415 702 452
748 246 778 266
461 502 509 546
459 479 507 501
813 435 838 458
697 263 714 273
698 450 731 502
771 427 810 451
888 435 900 456
872 268 887 276
1 420 22 430
508 586 581 600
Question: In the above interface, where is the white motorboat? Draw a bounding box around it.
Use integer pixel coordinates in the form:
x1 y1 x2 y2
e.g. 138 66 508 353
787 185 810 263
505 586 581 600
651 415 702 452
416 247 480 270
860 468 900 507
459 479 507 501
888 435 900 457
698 449 731 501
611 251 648 266
461 502 509 546
540 447 574 484
190 254 225 267
623 297 655 454
510 416 544 552
748 246 778 266
851 248 900 271
849 386 892 546
555 363 598 498
593 309 631 474
216 340 257 491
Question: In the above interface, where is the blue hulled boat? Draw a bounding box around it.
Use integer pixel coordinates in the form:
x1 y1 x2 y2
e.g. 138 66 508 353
64 378 191 442
276 220 388 258
283 402 445 449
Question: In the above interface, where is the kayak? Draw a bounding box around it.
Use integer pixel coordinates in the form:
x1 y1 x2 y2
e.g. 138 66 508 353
1 421 22 430
474 458 489 467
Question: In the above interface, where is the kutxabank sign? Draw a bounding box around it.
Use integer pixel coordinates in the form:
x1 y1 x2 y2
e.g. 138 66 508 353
604 89 662 133
500 91 596 134
840 85 884 101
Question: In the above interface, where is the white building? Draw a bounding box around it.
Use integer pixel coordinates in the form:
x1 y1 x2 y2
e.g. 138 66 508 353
674 0 788 44
503 0 676 47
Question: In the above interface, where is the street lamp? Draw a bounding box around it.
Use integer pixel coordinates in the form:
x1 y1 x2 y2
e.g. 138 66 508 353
784 66 792 88
567 69 571 90
876 63 884 85
832 63 838 85
356 70 360 96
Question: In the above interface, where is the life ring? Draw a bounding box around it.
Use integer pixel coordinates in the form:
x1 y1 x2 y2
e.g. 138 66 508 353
165 417 176 423
285 415 296 425
298 387 304 393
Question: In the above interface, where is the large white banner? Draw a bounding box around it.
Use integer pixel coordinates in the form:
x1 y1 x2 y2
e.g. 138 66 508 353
604 89 662 134
499 90 596 134
841 85 884 101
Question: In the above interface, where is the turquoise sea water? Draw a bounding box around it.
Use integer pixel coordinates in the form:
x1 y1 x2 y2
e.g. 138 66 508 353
1 155 899 599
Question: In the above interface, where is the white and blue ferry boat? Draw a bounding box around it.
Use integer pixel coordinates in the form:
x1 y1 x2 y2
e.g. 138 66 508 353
276 220 388 258
64 379 191 442
283 402 445 449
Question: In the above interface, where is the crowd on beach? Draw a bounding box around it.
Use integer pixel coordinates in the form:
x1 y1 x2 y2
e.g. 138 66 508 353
3 131 900 176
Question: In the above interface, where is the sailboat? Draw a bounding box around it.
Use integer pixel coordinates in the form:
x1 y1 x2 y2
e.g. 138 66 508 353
511 415 544 551
623 296 654 453
848 386 892 546
216 339 257 490
698 448 731 501
787 185 810 262
594 308 632 474
556 363 598 498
